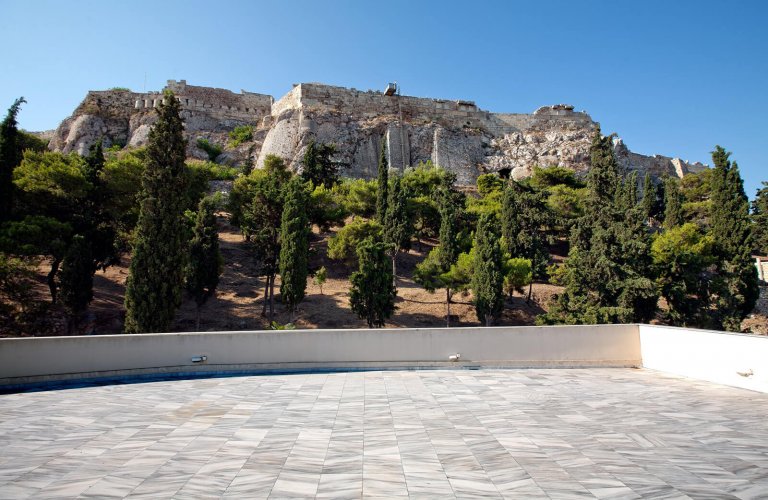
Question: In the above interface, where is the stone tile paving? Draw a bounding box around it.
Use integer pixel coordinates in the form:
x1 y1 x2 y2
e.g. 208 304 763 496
1 369 768 499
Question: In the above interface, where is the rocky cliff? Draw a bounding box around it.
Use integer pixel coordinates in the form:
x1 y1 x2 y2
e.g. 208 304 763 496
50 80 707 184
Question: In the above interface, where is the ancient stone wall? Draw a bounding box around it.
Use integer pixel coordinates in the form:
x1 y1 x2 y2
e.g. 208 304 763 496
50 79 709 185
134 80 272 123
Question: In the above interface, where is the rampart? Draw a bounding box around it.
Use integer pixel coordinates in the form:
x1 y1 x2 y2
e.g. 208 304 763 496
133 79 273 123
51 79 708 182
279 83 595 135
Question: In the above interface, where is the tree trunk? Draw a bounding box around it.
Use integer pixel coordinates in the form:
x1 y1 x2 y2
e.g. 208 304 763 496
261 275 270 317
445 288 451 328
391 253 397 289
47 257 61 304
268 274 275 320
485 314 492 327
527 281 533 305
195 304 201 332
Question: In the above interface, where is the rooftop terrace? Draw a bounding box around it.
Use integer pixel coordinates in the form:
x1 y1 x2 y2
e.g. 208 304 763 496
1 324 766 498
2 368 767 498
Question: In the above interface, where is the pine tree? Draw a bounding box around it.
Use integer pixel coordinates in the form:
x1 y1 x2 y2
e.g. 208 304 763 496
124 92 188 333
663 176 683 229
709 146 759 331
651 223 715 326
472 213 504 326
383 173 410 286
376 138 389 223
279 176 310 317
59 234 94 330
349 236 396 327
185 196 221 331
313 266 327 294
0 97 26 222
753 181 768 255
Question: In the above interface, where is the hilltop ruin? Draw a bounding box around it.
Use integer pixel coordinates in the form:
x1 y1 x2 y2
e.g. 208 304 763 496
50 80 707 184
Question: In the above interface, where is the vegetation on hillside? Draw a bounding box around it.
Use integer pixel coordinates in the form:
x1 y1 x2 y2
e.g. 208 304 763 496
1 95 764 335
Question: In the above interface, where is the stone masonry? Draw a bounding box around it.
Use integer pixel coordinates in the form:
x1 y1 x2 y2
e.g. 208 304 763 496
50 80 707 185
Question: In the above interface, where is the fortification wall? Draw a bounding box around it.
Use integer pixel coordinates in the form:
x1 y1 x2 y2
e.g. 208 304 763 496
612 138 707 178
133 80 272 123
293 84 595 135
73 90 141 119
51 79 709 185
270 85 302 117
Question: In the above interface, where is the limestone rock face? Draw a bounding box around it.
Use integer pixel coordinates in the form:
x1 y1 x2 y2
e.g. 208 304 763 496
50 80 707 184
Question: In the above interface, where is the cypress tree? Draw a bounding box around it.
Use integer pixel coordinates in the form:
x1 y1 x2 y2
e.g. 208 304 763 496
437 184 462 272
709 146 759 331
376 138 389 223
413 183 465 327
501 183 522 257
349 236 396 327
542 127 656 325
641 172 654 223
383 173 410 285
641 172 664 224
279 176 310 317
301 140 340 188
59 234 94 329
501 181 552 302
248 155 291 319
124 92 188 333
586 128 621 209
472 213 504 326
185 196 222 331
753 181 768 255
84 139 105 185
663 177 683 229
0 97 26 222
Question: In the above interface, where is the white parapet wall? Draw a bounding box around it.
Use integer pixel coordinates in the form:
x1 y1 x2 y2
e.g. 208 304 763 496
639 325 768 393
0 325 640 387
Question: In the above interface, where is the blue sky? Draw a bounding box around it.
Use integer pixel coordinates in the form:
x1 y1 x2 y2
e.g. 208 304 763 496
1 0 766 196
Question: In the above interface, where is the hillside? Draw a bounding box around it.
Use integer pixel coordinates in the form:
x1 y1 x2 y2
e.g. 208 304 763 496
49 80 707 186
1 214 564 336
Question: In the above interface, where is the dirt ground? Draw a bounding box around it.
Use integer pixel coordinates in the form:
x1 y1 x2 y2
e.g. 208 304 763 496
6 215 768 336
7 215 560 336
172 216 563 333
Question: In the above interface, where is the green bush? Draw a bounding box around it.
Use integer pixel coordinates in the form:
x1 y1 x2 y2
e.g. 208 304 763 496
187 160 238 181
228 125 254 147
196 138 223 162
328 219 383 262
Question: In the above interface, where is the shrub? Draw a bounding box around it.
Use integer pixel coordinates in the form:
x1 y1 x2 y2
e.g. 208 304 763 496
228 125 253 147
328 219 383 262
196 138 222 162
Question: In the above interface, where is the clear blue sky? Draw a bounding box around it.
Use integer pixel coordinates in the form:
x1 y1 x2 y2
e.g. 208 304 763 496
2 0 766 196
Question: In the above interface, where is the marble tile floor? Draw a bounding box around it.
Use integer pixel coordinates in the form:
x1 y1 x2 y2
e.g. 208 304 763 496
1 368 767 499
